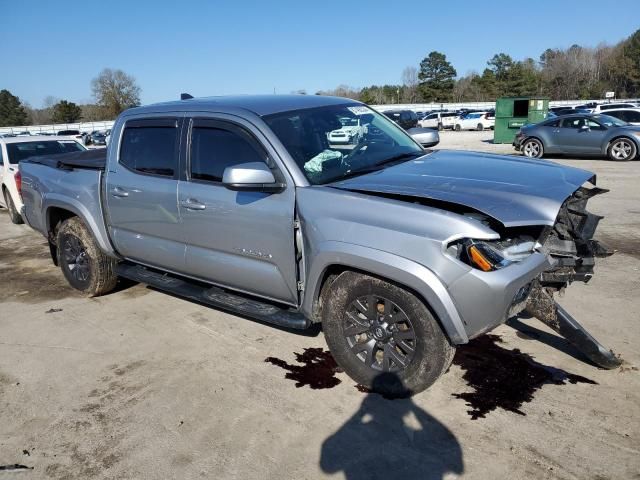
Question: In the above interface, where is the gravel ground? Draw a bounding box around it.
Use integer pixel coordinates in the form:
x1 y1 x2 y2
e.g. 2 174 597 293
1 131 639 479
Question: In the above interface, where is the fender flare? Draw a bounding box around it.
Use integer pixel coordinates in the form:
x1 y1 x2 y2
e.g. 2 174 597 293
302 241 469 344
43 194 117 257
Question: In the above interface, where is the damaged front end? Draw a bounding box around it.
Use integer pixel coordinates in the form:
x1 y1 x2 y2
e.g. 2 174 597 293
524 185 621 369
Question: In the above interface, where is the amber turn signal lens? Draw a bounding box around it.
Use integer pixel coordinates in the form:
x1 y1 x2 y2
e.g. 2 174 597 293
468 245 493 272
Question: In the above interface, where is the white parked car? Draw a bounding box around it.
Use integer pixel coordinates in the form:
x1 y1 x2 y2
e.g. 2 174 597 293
454 112 495 131
419 111 457 130
327 117 367 144
599 108 640 125
0 136 86 224
592 103 638 113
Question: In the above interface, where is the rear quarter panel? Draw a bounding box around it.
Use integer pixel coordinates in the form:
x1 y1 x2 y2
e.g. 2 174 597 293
20 163 116 256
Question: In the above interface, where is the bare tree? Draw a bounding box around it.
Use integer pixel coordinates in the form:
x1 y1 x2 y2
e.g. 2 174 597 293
43 95 60 109
91 68 141 118
401 66 419 102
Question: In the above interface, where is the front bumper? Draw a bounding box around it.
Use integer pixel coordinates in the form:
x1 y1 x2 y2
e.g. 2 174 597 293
512 134 524 150
447 252 550 339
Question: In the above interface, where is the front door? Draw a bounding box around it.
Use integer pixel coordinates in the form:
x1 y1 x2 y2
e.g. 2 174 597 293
104 116 186 273
178 117 298 305
556 117 606 154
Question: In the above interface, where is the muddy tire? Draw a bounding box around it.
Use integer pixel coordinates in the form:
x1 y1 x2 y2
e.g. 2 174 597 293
522 138 544 158
3 189 23 224
322 271 454 397
607 137 637 161
56 217 118 296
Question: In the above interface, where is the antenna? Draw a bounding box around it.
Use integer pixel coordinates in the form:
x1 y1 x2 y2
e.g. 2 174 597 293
181 93 194 100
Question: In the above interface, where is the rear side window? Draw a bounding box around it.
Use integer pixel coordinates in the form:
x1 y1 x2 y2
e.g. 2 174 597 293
190 124 267 183
119 118 178 177
625 110 640 122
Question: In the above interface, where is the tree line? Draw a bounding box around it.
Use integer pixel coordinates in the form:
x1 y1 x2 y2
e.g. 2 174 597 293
316 28 640 104
0 68 141 127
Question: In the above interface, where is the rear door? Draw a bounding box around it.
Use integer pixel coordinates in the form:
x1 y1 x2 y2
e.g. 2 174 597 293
177 116 298 305
104 116 186 272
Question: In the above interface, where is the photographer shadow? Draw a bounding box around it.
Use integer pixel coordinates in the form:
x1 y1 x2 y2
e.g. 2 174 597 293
320 373 464 480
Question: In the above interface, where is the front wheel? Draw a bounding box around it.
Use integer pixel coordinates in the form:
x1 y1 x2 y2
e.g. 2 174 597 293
3 189 23 224
608 138 637 161
322 272 455 397
522 138 544 158
455 124 461 131
477 123 484 131
56 217 118 296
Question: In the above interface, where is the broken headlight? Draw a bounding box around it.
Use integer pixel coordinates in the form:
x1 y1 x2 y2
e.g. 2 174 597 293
447 237 537 272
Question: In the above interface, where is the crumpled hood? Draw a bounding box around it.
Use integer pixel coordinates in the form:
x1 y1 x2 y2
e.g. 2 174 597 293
331 150 596 226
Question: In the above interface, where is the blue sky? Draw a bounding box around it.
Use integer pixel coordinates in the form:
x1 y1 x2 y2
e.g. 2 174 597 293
3 0 639 107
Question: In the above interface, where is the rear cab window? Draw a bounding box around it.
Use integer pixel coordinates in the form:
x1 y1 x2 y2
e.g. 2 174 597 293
119 118 180 177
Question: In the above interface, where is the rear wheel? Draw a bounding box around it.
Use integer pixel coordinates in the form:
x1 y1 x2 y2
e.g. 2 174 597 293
56 217 118 296
3 189 23 224
455 124 461 131
522 138 544 158
437 123 443 131
322 272 454 397
608 138 637 161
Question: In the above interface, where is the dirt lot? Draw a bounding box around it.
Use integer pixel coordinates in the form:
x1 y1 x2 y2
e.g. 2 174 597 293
1 131 639 479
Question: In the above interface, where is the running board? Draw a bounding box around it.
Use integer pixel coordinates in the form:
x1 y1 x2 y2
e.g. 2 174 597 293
115 262 310 330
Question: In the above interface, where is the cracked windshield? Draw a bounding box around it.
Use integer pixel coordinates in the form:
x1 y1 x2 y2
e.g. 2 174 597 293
264 104 424 185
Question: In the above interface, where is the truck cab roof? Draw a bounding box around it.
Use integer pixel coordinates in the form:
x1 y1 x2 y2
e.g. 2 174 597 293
129 94 361 117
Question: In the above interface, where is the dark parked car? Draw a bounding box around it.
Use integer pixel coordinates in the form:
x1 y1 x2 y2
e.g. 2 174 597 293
382 110 418 130
89 131 107 146
514 113 640 161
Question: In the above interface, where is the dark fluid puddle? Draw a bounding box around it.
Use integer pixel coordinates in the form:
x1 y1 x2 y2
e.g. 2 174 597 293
265 348 342 389
452 334 597 420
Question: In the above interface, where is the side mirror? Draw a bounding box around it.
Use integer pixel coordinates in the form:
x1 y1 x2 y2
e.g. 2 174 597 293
222 162 283 192
579 125 590 131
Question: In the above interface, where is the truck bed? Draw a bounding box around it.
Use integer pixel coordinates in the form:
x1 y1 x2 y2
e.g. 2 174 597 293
19 151 115 256
21 149 107 171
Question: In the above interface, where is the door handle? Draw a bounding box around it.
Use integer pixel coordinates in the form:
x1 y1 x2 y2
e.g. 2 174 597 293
181 198 206 210
111 187 129 198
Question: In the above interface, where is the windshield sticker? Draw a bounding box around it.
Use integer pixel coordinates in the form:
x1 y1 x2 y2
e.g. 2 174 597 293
347 106 370 115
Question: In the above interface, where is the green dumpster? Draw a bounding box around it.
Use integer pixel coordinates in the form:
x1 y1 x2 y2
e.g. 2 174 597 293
493 96 549 144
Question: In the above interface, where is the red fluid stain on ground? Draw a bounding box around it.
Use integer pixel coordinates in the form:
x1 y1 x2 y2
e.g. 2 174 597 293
265 348 342 389
452 334 597 420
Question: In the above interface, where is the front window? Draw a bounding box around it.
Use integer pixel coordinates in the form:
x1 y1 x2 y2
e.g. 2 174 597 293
593 114 627 127
6 140 85 164
264 104 423 185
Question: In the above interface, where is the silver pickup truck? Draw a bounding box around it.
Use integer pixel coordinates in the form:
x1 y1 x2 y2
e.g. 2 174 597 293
19 95 620 396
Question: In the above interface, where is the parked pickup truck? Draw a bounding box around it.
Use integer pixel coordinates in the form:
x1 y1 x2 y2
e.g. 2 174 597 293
19 95 620 397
